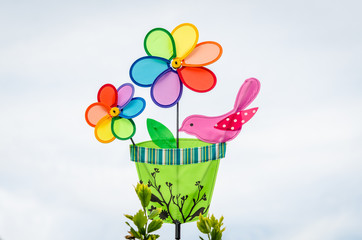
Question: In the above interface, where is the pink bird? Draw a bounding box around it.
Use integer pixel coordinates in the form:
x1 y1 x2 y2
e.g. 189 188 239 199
179 78 260 143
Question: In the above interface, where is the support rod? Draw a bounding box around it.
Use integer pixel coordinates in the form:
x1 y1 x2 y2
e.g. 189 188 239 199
176 102 179 148
175 220 181 240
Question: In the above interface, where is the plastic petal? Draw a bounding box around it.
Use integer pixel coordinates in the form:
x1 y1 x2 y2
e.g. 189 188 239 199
151 69 183 108
111 117 136 140
130 56 170 87
144 28 176 60
97 84 117 107
117 83 134 108
85 102 110 127
94 115 115 143
171 23 199 60
182 41 223 67
119 97 146 119
178 67 216 93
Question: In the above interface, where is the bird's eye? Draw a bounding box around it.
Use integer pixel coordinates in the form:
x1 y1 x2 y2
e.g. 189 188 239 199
190 123 194 127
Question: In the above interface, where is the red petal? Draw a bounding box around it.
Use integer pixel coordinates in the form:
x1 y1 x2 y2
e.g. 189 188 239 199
97 84 117 107
177 67 216 93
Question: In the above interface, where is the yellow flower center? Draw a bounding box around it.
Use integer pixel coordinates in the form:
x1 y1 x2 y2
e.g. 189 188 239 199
110 107 120 117
171 58 182 69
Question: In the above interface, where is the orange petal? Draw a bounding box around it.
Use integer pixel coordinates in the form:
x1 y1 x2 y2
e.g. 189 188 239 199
85 102 110 127
182 41 223 67
177 67 217 93
94 115 115 143
97 84 117 107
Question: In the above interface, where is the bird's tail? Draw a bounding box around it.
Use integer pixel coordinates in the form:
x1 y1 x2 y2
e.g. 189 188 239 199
233 78 261 112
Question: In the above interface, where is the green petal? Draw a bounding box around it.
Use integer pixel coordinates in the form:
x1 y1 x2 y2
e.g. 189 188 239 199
111 117 136 140
144 28 176 60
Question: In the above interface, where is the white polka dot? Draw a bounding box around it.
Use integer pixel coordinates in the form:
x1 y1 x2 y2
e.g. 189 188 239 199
223 124 226 128
252 110 256 113
226 118 230 121
231 127 234 130
237 112 240 115
234 119 237 122
215 124 218 127
241 120 245 123
244 112 248 116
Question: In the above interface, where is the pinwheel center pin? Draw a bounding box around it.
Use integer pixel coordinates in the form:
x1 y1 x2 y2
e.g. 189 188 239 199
110 107 120 117
171 58 182 69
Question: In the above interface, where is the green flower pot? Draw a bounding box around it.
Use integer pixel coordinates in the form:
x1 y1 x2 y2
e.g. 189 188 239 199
130 138 226 223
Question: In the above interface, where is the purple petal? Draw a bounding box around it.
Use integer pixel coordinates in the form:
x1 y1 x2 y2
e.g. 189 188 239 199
151 69 183 108
117 83 134 108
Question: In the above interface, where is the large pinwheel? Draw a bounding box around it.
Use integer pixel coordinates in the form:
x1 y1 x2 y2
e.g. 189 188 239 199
85 83 146 143
130 23 222 108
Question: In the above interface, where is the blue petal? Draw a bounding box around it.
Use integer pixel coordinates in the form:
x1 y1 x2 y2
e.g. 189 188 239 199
130 56 170 87
119 97 146 119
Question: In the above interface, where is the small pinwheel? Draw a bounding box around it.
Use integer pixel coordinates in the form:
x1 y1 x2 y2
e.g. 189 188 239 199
85 83 146 143
130 23 222 108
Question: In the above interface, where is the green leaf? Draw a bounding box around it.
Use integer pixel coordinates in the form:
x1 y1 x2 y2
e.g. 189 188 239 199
130 228 140 239
148 208 162 219
197 215 211 234
210 228 218 240
199 237 205 240
147 118 176 148
124 214 134 221
133 210 148 229
219 216 224 226
126 222 141 239
148 234 160 240
139 226 146 235
210 214 217 228
135 183 152 208
147 219 163 233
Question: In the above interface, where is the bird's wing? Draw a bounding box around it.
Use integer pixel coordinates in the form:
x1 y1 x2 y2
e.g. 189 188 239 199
215 108 258 131
233 78 261 112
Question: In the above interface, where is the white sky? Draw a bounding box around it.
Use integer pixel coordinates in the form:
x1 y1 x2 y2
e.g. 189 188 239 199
1 0 362 239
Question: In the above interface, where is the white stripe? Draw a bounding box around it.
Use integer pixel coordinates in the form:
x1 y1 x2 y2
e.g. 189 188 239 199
180 149 183 165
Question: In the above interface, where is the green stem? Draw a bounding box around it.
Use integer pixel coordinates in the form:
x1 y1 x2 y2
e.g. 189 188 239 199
143 206 148 239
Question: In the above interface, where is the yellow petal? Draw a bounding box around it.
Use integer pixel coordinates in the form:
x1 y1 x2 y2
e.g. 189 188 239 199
94 115 115 143
171 23 199 60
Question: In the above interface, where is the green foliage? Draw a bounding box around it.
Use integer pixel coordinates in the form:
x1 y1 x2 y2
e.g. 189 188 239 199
135 182 152 208
125 183 163 240
146 118 176 148
148 208 161 220
197 214 225 240
133 210 148 229
147 219 163 233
